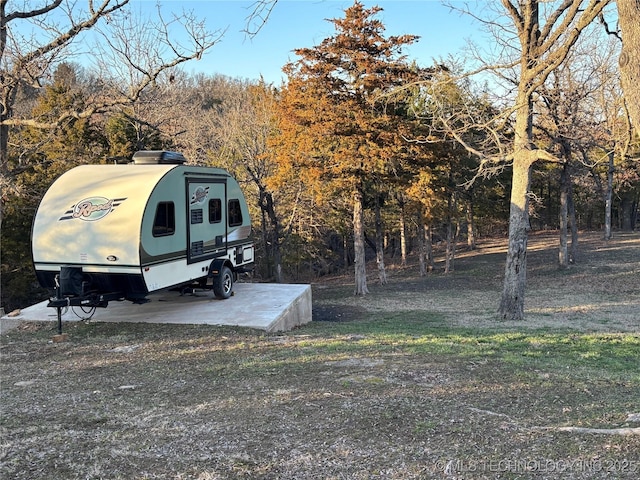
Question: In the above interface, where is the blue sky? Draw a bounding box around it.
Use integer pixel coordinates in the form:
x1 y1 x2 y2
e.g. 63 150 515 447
139 0 482 84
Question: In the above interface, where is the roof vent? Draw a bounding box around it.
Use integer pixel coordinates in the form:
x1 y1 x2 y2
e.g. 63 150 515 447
132 150 187 165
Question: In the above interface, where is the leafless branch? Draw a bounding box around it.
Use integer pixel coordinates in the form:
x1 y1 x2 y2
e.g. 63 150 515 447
243 0 278 37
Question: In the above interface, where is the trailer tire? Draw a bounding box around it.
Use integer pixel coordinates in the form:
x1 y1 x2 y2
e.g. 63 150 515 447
213 265 234 299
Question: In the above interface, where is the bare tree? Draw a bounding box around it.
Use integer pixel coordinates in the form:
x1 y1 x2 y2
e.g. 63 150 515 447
2 1 125 162
617 0 640 130
497 0 614 320
436 1 613 320
214 81 284 282
536 33 624 263
153 73 287 281
589 42 632 240
1 0 221 221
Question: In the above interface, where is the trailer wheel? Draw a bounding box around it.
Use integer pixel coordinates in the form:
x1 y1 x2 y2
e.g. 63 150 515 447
213 265 234 299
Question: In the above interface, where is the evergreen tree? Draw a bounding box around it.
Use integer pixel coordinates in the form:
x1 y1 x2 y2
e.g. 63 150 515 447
271 1 422 295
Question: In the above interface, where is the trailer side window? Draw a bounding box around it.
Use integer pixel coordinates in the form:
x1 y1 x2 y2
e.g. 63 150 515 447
209 199 222 223
228 199 243 227
153 202 175 236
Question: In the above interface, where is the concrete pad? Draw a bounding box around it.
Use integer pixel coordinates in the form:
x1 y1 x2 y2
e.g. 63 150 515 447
1 283 312 333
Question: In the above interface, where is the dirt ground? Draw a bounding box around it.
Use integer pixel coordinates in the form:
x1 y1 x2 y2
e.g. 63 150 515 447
1 231 639 479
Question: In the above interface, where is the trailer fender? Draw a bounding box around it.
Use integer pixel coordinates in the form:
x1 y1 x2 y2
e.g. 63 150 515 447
208 258 233 277
209 259 235 299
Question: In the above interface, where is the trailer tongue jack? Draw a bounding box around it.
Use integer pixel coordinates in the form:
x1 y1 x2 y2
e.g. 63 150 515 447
48 268 120 334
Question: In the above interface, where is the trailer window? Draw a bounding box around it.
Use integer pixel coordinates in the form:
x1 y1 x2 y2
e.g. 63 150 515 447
209 199 222 223
228 199 243 227
153 202 175 236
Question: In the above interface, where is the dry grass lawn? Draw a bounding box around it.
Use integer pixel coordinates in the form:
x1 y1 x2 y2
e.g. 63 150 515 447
1 231 639 479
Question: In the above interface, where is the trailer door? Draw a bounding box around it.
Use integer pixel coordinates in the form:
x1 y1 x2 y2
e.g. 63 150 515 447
186 178 226 264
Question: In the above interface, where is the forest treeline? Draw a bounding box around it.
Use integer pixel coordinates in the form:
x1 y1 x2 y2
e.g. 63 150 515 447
1 2 639 313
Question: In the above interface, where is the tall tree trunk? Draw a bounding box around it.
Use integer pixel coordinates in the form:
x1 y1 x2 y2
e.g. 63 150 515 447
500 79 537 319
398 196 407 267
499 154 533 320
466 195 476 250
444 192 456 274
618 0 640 131
559 163 569 269
260 190 283 282
604 150 614 240
353 185 369 295
417 205 427 277
374 192 387 285
425 224 434 272
0 49 14 313
568 175 578 264
260 201 269 277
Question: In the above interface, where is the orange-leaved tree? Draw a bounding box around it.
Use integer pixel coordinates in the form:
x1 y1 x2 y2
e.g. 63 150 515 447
269 1 422 295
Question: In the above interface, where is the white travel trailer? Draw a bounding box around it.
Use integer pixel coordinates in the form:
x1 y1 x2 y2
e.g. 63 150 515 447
31 151 254 329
